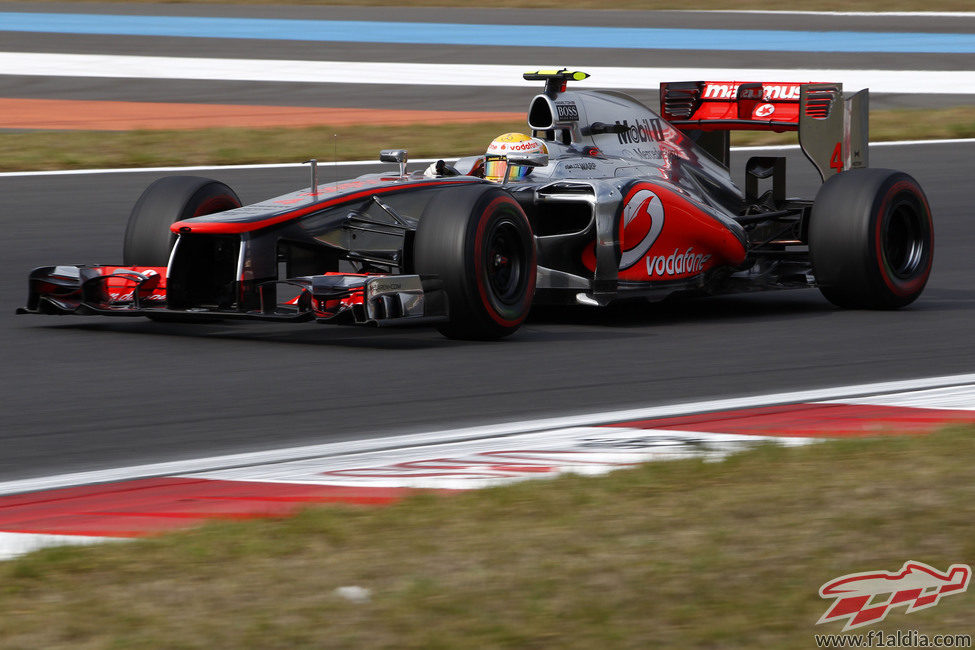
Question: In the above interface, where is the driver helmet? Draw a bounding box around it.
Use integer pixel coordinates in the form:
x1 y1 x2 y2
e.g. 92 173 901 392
484 133 548 182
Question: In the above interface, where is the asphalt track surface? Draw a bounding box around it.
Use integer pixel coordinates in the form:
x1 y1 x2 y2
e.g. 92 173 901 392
1 3 973 111
2 141 973 481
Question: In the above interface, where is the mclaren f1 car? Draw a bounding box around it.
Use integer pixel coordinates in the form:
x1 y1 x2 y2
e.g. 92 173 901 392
19 69 934 340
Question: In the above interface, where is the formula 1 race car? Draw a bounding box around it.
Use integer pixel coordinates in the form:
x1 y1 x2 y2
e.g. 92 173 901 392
19 69 934 340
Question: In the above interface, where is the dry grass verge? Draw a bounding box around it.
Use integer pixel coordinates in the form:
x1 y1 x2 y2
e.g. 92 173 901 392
0 121 522 172
1 428 973 649
2 107 973 172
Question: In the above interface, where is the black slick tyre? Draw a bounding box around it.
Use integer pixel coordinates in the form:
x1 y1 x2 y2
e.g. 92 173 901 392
123 176 241 266
809 168 933 309
414 185 536 340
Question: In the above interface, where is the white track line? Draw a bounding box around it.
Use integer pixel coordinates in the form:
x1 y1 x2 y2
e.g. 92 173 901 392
2 372 975 497
1 53 972 95
0 139 972 178
829 384 975 410
691 11 975 17
0 533 121 561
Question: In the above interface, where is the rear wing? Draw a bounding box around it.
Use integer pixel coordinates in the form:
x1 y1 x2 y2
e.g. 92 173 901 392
660 81 869 182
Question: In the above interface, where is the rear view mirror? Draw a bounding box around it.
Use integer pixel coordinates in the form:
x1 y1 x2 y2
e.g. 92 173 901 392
379 149 407 164
507 152 549 169
379 149 408 177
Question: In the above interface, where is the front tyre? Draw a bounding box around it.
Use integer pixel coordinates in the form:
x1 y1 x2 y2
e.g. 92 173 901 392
123 175 241 267
809 168 933 309
414 186 536 340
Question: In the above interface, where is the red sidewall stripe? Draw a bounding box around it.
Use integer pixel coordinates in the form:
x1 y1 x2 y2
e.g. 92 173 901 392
873 179 932 297
472 195 536 328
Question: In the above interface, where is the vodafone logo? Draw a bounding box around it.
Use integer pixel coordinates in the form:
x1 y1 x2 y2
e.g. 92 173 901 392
754 103 775 118
618 188 665 269
646 247 711 278
488 140 543 154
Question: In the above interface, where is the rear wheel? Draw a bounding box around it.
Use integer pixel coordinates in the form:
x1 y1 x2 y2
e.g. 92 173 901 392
809 168 933 309
123 175 241 266
414 185 536 340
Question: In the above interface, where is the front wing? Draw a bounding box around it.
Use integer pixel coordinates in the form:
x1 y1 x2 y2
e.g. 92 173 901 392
17 265 449 327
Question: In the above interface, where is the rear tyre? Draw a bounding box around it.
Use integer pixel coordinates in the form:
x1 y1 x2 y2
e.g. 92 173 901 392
809 168 933 309
414 185 536 340
123 175 241 267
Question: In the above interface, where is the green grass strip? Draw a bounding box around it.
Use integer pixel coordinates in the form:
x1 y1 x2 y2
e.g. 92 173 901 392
2 107 973 172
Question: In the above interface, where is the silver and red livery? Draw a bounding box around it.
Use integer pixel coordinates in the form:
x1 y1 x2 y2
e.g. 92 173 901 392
19 69 933 340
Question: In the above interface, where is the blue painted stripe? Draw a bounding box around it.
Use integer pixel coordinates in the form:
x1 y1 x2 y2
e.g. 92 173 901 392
1 12 974 53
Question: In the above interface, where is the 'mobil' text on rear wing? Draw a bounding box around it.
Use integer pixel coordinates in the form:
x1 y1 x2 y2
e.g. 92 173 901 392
660 81 869 182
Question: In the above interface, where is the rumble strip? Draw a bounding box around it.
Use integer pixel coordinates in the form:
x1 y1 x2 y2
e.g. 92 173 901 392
2 374 975 560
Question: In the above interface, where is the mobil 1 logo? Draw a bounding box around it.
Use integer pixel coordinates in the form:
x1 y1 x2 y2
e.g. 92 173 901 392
615 117 666 145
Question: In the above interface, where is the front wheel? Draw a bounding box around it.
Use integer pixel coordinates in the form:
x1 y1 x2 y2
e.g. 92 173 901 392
414 185 536 340
123 175 241 267
809 168 933 309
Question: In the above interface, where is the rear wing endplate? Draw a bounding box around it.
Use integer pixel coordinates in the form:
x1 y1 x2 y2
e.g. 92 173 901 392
660 81 869 182
798 84 869 182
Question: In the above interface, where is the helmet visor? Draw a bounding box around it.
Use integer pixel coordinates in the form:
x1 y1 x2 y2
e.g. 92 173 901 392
484 155 531 182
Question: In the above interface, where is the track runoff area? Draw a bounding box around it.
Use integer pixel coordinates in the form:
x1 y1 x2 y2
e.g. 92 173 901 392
3 372 975 560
